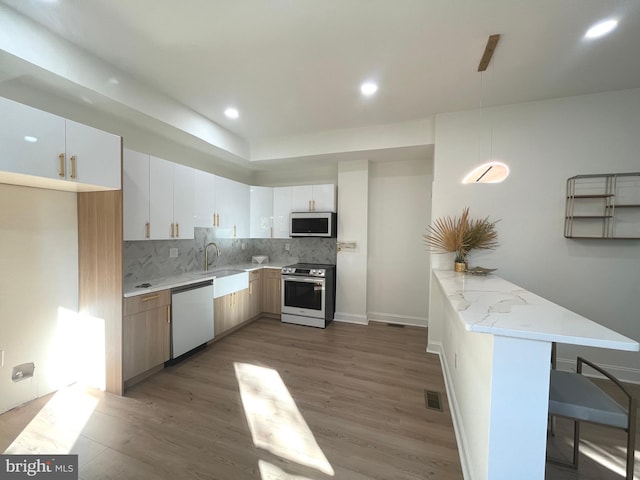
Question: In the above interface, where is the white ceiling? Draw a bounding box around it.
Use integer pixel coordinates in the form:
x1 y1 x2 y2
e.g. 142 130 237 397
2 0 640 164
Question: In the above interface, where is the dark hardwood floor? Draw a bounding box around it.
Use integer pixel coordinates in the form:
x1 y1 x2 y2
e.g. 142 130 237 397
1 318 637 479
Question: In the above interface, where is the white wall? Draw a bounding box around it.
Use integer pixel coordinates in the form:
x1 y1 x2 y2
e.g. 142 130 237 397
0 184 79 413
335 160 369 324
368 158 432 326
432 88 640 382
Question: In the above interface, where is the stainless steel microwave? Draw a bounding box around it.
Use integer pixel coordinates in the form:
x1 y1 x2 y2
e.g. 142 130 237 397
289 212 337 237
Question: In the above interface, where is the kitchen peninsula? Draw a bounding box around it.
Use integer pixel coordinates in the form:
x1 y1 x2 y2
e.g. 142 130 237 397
427 269 639 480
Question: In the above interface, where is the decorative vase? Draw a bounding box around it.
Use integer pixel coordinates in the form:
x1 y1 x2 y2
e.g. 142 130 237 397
454 262 467 272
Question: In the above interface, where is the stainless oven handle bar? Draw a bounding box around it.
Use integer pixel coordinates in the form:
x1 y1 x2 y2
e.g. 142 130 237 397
282 275 325 284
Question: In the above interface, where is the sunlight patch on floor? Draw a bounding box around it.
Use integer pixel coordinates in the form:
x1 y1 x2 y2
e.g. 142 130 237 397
259 460 322 480
3 386 98 455
580 439 628 478
234 362 334 476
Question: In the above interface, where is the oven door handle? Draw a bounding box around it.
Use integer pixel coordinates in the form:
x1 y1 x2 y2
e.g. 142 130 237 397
282 275 325 284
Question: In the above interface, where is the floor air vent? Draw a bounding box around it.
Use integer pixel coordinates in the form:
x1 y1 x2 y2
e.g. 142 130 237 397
424 389 443 411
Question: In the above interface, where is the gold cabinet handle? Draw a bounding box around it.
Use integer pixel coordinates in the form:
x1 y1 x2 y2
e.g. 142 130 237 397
312 200 316 211
216 213 220 226
213 214 216 227
142 294 159 302
58 153 65 177
249 283 253 295
309 200 312 211
176 223 180 238
233 225 237 238
145 222 150 239
270 227 273 238
171 223 175 238
70 155 77 179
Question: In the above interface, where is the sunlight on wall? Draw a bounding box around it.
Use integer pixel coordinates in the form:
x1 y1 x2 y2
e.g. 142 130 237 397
3 386 98 455
234 362 335 476
47 307 105 391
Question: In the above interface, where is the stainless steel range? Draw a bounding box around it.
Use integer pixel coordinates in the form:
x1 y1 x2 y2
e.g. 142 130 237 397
281 263 336 328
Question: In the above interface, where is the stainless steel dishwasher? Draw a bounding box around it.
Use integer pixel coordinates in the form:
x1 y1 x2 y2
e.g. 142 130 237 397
170 280 214 360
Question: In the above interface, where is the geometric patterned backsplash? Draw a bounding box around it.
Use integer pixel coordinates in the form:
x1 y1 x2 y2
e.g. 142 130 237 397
123 227 338 283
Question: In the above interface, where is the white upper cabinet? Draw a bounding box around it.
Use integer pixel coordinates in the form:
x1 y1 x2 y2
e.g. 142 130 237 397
215 176 249 238
0 96 121 190
124 150 194 241
250 186 273 238
272 187 292 238
0 96 65 179
65 119 121 189
172 162 195 240
149 156 194 240
123 149 150 241
194 169 217 228
291 184 336 212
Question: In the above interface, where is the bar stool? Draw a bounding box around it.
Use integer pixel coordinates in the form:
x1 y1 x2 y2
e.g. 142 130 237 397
547 355 637 480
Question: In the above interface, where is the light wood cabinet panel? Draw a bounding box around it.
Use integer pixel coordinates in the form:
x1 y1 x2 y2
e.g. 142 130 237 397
214 288 251 336
248 270 263 318
123 291 171 382
263 269 281 315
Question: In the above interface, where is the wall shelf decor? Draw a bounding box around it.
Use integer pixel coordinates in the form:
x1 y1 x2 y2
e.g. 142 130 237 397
565 172 640 239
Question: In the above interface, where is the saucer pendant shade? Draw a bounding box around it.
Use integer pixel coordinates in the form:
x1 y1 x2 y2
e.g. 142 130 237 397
462 162 509 184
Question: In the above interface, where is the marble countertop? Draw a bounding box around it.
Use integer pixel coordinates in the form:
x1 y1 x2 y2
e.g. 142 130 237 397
124 262 288 298
433 269 639 351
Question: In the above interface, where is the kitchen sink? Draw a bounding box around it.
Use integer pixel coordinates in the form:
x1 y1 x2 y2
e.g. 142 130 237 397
212 269 249 298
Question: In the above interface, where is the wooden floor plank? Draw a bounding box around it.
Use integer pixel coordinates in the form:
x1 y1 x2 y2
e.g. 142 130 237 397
2 318 635 479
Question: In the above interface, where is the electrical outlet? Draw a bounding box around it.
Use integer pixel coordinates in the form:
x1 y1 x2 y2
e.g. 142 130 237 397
169 248 178 258
285 243 290 252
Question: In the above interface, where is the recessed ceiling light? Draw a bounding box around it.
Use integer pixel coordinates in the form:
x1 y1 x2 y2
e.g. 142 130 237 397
23 135 38 143
585 19 618 39
360 82 378 96
107 77 120 85
225 107 239 119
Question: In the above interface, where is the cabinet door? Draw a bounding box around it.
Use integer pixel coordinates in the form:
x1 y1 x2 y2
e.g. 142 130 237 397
172 163 195 239
123 149 150 241
123 306 170 381
149 156 174 240
248 270 263 318
312 184 336 211
235 289 250 325
0 96 65 180
216 176 249 238
292 185 313 211
214 294 233 335
263 270 282 315
250 186 273 238
194 170 217 228
65 119 121 189
272 187 292 238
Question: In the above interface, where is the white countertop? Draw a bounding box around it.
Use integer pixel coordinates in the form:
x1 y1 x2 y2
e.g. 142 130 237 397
124 262 288 298
433 269 639 351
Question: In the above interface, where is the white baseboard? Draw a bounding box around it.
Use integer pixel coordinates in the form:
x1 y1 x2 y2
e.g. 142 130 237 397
333 312 368 325
434 348 473 480
556 357 640 384
367 311 428 327
426 340 442 355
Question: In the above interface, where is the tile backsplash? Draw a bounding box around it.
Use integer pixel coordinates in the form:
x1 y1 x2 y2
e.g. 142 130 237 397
123 228 337 282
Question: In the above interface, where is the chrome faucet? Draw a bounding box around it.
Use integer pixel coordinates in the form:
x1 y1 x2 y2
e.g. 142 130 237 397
204 242 221 271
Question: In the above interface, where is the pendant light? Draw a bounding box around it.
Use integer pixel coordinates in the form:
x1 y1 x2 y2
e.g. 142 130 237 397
462 34 510 184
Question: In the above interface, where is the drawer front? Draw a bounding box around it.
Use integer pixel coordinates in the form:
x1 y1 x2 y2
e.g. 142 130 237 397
124 289 171 316
263 269 281 280
249 270 262 281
